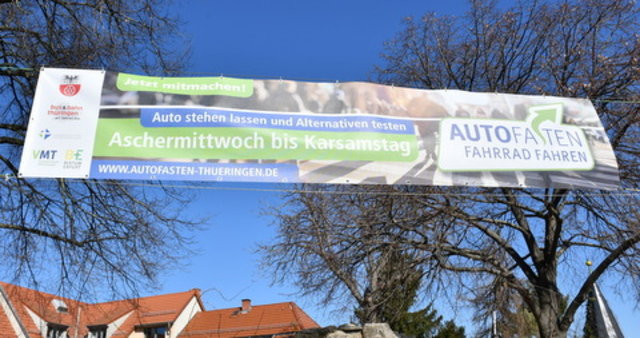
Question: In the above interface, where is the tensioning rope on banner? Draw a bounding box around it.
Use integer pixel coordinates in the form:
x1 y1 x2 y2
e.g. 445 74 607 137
2 66 640 104
2 173 639 197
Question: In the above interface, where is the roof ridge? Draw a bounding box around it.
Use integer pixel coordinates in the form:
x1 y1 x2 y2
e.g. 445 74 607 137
289 302 320 329
202 301 295 313
89 288 199 306
0 281 91 306
289 302 302 328
0 282 199 307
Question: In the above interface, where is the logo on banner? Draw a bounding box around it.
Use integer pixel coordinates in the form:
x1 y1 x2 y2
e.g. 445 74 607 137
38 128 82 141
31 149 59 166
39 129 52 140
48 104 83 120
32 149 57 160
63 149 84 169
59 75 81 97
438 103 595 172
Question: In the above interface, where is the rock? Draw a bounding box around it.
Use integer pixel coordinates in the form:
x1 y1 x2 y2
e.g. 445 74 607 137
326 330 362 338
295 323 397 338
362 323 399 338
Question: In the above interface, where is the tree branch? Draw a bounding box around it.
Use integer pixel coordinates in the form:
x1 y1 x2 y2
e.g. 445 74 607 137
0 222 127 247
560 231 640 331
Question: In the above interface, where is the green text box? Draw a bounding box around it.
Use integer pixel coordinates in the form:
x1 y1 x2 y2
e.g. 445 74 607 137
116 73 254 97
93 118 418 162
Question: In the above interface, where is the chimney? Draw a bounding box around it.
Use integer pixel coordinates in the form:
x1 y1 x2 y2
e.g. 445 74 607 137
241 299 252 313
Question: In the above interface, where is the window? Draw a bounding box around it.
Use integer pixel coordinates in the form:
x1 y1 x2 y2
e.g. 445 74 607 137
51 299 68 313
143 326 168 338
88 325 108 338
46 324 68 338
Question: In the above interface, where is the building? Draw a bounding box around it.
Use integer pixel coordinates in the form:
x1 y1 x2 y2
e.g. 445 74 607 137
0 281 203 338
0 282 318 338
179 299 319 338
584 282 625 338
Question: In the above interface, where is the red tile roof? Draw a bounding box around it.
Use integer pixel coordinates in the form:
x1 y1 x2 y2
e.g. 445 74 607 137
0 281 80 337
109 289 202 336
0 282 319 338
179 301 320 338
0 299 18 336
0 282 202 337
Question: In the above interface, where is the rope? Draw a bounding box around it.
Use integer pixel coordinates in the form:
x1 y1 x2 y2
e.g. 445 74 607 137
2 66 640 104
3 174 639 196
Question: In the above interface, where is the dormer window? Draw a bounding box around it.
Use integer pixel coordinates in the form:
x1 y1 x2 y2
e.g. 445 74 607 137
51 299 68 313
46 323 68 338
142 324 169 338
88 325 108 338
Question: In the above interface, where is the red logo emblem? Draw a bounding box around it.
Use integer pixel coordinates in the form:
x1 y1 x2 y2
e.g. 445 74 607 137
59 75 81 96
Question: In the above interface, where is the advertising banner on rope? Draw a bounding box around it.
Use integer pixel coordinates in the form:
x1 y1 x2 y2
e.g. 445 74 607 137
19 68 620 189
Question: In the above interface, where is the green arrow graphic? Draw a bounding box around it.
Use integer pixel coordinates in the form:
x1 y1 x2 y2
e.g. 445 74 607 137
529 106 560 145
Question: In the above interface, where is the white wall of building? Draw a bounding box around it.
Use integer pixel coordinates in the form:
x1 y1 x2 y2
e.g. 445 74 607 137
170 296 203 337
25 307 48 338
104 310 132 337
0 288 25 337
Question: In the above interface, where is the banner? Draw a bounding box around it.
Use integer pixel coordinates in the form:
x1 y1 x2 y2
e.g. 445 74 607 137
19 68 620 189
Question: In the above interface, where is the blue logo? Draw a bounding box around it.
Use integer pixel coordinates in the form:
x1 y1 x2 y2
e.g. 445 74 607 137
39 129 52 140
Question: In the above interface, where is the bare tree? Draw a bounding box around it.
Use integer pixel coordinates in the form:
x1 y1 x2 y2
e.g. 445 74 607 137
260 185 446 325
0 0 197 297
468 262 538 337
374 0 640 337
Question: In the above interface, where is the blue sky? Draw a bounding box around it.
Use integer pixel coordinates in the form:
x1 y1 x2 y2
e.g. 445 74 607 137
174 0 471 81
147 0 639 335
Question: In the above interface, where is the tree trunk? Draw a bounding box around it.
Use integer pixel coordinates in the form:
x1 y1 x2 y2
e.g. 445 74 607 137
537 310 568 338
535 289 567 338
